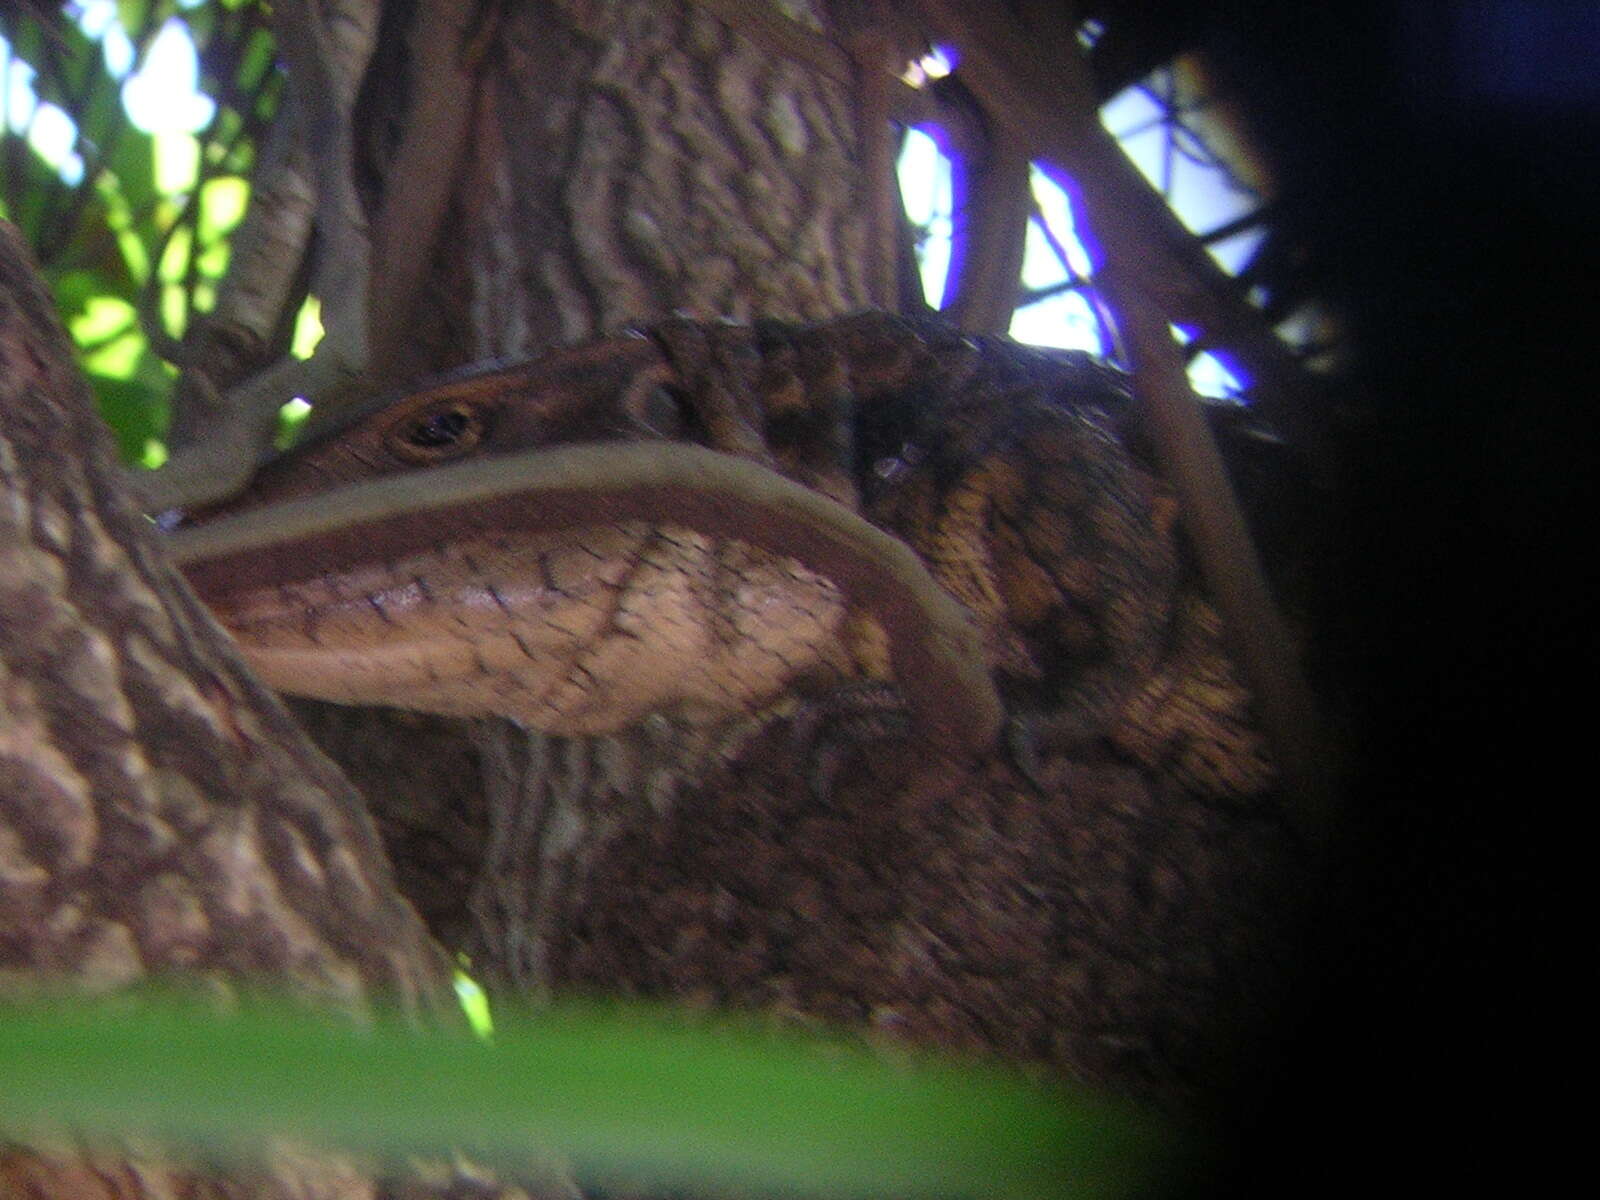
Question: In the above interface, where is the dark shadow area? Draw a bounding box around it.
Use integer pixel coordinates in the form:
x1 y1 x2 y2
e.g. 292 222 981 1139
1175 1 1581 1193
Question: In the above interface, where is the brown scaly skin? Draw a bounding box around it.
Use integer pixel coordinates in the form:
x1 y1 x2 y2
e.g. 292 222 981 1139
819 315 1274 798
178 312 1298 1105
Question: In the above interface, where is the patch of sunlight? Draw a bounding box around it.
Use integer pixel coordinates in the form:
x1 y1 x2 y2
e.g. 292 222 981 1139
1172 325 1248 400
154 130 200 196
1188 352 1246 400
25 101 84 184
1276 301 1345 372
196 240 229 279
3 46 38 127
160 283 186 338
1013 169 1103 355
1020 219 1069 291
1010 293 1104 354
1167 149 1256 238
901 45 953 88
453 965 495 1041
1028 166 1095 278
1100 69 1265 253
897 128 953 308
94 171 151 282
157 225 193 284
199 176 249 240
291 296 325 360
1100 83 1164 145
70 295 136 344
0 42 84 181
122 19 215 133
275 396 314 449
1206 226 1266 274
73 0 136 78
82 331 143 376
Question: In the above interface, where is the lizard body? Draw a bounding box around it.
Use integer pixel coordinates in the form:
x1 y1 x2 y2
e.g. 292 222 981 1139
173 312 1271 794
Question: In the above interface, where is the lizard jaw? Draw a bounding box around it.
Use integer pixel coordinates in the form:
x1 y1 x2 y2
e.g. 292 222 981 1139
170 442 1002 755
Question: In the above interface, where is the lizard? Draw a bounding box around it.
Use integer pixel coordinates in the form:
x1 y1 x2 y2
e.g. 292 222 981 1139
168 312 1296 1101
169 310 1275 800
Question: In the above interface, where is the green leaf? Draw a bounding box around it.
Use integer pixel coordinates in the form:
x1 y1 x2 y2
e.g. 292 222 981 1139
291 294 324 360
118 1 171 40
159 280 186 337
212 104 244 153
238 26 278 91
69 293 137 345
195 239 229 278
153 129 199 195
2 133 67 249
275 396 314 448
106 122 157 214
0 996 1184 1199
82 328 144 376
48 268 111 318
198 174 248 241
178 3 217 45
84 371 167 463
77 55 134 168
93 167 153 284
453 968 495 1040
156 222 192 284
18 18 102 110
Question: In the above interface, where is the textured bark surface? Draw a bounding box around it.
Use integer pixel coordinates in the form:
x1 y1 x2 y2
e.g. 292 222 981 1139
539 718 1294 1100
0 223 450 1012
0 218 524 1200
392 0 874 375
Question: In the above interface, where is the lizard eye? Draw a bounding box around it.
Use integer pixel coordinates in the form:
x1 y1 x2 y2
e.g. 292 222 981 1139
386 400 487 464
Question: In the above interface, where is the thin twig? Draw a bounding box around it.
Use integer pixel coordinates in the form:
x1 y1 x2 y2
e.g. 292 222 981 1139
363 0 492 383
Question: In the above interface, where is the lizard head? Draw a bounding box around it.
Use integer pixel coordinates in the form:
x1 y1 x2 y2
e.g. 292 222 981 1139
168 319 1004 752
187 335 687 517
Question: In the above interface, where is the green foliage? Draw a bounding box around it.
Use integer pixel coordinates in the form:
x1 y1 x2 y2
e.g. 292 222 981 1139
1 1 278 463
453 960 495 1039
0 994 1186 1198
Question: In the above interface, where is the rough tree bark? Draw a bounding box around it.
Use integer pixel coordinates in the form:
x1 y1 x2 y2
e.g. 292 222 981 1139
0 219 499 1198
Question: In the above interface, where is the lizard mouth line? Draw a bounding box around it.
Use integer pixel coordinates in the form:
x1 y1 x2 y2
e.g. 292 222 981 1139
167 441 1003 755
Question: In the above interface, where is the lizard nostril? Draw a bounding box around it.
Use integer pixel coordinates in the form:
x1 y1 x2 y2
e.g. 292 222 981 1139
636 384 691 438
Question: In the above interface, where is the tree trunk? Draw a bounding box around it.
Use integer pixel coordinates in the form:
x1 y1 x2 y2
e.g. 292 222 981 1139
0 218 503 1197
374 0 878 374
